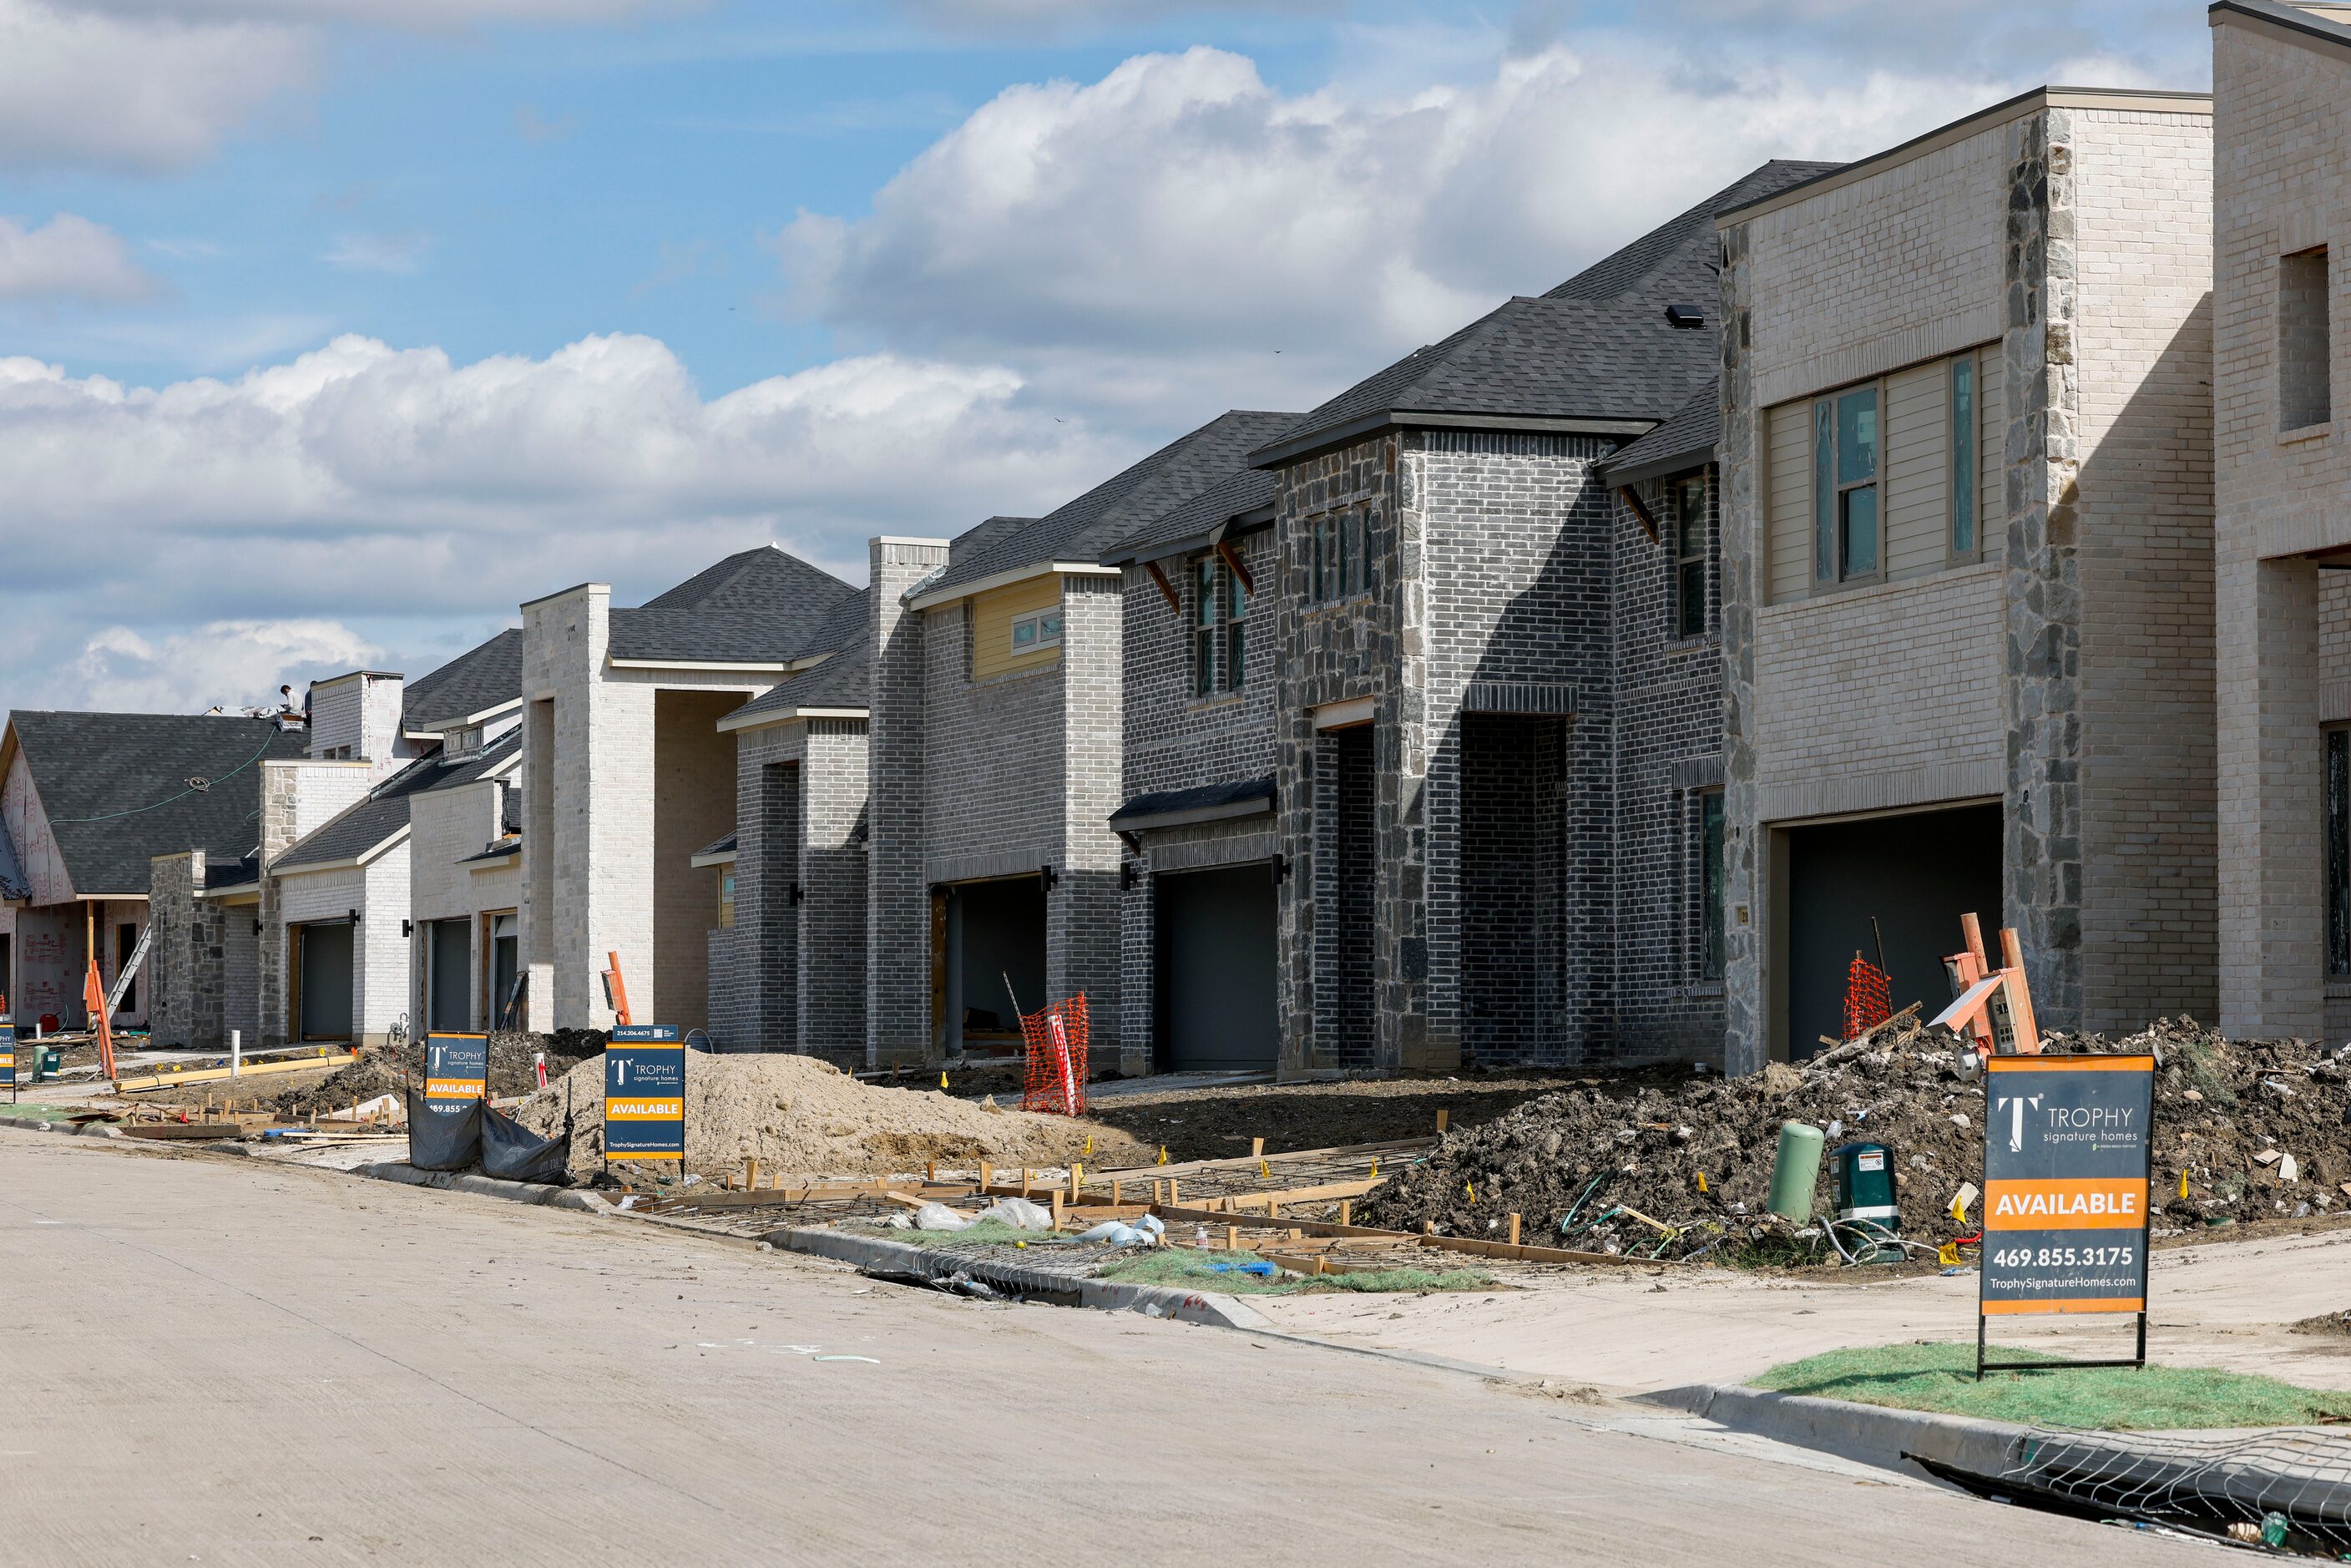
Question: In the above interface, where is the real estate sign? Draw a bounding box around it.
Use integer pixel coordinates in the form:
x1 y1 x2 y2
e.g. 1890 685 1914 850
604 1024 685 1165
423 1032 488 1108
1981 1054 2154 1318
0 1022 14 1101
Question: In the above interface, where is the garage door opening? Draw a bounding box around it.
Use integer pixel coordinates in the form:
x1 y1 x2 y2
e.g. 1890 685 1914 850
941 875 1046 1056
1781 802 2001 1060
1155 863 1278 1072
294 921 354 1041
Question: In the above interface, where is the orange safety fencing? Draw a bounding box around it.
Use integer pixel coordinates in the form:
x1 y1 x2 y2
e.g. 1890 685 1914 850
1020 993 1088 1116
1841 954 1892 1042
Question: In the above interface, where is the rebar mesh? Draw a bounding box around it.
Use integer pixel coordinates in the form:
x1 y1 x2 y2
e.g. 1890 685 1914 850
1973 1427 2351 1554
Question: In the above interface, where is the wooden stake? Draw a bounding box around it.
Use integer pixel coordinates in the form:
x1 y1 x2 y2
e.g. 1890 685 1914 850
1251 1136 1264 1158
928 1159 937 1183
1111 1179 1122 1206
1020 1167 1033 1196
1051 1191 1065 1230
1225 1224 1237 1252
1339 1200 1351 1226
1168 1178 1180 1206
980 1159 992 1189
745 1156 759 1191
1435 1110 1449 1135
1508 1212 1522 1246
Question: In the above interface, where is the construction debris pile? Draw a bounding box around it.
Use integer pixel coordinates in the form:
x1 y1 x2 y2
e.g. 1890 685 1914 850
512 1052 1152 1183
1359 1019 2351 1262
270 1032 596 1118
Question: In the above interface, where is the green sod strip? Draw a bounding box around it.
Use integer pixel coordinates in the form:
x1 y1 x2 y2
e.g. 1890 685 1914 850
1754 1341 2351 1431
0 1104 84 1123
1097 1247 1492 1297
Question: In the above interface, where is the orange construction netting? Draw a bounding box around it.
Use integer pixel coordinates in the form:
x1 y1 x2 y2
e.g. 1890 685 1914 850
1841 954 1892 1042
1020 993 1089 1116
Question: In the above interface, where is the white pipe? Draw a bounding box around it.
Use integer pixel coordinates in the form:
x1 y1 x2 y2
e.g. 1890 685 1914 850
230 1029 242 1077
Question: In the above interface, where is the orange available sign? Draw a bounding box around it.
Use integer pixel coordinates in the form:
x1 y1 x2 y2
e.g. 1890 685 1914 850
1984 1177 2148 1231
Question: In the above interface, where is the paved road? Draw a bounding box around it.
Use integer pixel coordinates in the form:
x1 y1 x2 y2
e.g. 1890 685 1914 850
0 1132 2196 1565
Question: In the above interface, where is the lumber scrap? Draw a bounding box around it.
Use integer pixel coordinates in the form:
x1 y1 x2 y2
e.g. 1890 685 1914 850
115 1051 359 1094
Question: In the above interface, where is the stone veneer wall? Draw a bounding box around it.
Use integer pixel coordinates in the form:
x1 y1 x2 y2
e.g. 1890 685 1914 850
146 851 226 1048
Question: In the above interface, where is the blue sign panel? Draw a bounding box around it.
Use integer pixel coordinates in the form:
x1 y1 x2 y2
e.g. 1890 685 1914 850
605 1024 685 1164
423 1032 488 1109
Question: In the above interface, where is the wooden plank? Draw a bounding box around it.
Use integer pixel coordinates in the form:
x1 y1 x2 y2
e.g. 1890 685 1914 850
115 1051 360 1093
1088 1137 1433 1186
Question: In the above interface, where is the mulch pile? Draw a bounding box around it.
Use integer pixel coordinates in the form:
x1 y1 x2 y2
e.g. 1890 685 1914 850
270 1030 599 1117
1358 1019 2351 1262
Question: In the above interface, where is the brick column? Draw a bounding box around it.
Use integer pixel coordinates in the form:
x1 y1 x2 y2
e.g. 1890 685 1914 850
1049 574 1125 1060
867 537 948 1067
2218 549 2323 1039
800 719 868 1056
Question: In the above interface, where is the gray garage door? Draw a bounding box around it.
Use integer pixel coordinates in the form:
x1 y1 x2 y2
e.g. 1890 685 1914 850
1157 864 1278 1072
427 918 471 1034
297 922 354 1040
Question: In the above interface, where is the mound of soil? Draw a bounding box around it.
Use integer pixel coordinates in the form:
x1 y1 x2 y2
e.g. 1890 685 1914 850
271 1032 594 1117
1358 1020 2351 1259
512 1051 1153 1182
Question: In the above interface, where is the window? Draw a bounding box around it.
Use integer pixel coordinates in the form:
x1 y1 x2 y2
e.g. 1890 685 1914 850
1193 556 1217 697
2283 247 2332 432
1311 514 1329 602
2331 728 2349 977
1697 792 1726 983
1950 354 1977 559
1360 504 1378 596
116 922 138 1014
445 725 483 756
1190 553 1248 695
1813 385 1879 584
717 867 736 931
1672 476 1709 637
1009 608 1062 655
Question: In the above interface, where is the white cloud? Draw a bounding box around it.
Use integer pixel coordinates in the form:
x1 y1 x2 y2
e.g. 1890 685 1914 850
0 0 315 173
67 618 383 714
0 214 154 301
0 331 1127 713
321 231 433 275
777 44 2011 415
896 0 1332 28
64 0 677 24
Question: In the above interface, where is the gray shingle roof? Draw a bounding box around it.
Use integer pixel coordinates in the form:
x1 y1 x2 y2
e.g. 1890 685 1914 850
916 411 1301 601
727 639 872 726
1599 378 1719 488
1101 456 1282 567
6 711 311 898
274 732 517 873
692 831 738 862
402 629 522 734
1251 161 1839 469
610 546 859 665
1110 776 1275 832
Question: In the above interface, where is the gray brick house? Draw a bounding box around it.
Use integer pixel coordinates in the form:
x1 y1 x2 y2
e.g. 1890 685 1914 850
864 411 1297 1068
1238 162 1830 1075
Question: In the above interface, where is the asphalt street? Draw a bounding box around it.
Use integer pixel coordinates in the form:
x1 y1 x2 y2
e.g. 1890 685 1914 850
0 1131 2202 1565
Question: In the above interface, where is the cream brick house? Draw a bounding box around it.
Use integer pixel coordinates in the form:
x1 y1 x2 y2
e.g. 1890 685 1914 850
1718 87 2217 1067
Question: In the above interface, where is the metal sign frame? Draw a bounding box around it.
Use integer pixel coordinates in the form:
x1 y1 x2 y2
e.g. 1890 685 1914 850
1977 1053 2155 1379
604 1024 685 1169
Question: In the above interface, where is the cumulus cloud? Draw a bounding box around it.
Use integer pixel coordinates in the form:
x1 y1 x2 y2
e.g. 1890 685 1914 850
0 0 315 173
67 618 384 714
0 331 1128 711
0 214 154 301
776 44 2010 415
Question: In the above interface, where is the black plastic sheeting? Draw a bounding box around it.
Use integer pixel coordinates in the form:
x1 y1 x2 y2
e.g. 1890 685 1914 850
480 1101 566 1185
405 1089 480 1171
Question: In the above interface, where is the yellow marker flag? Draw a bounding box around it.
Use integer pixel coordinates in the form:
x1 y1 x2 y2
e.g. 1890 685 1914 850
1466 1181 1476 1203
1084 1134 1093 1157
1370 1158 1379 1178
1158 1145 1168 1166
1938 1242 1960 1267
940 1072 948 1090
2180 1169 2191 1199
1696 1172 1709 1194
1260 1159 1271 1179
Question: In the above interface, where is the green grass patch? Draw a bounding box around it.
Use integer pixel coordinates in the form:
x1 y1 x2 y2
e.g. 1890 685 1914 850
1097 1247 1492 1297
0 1104 83 1123
891 1219 1054 1249
1755 1341 2351 1431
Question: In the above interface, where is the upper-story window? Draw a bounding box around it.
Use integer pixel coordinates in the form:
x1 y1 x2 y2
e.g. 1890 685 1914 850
2282 246 2332 433
1673 475 1709 637
1813 386 1879 584
1009 607 1062 656
1191 554 1247 695
1307 505 1377 604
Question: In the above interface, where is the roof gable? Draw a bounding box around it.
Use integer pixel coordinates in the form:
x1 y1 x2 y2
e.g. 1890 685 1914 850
402 627 523 734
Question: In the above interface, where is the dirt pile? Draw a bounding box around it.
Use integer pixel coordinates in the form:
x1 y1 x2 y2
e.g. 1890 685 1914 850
270 1033 593 1117
511 1051 1153 1182
1358 1020 2351 1259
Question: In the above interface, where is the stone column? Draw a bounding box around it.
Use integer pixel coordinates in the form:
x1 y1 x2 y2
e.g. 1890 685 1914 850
866 537 949 1068
1717 214 1768 1076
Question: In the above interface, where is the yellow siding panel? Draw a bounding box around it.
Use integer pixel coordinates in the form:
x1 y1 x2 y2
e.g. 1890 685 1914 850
1767 399 1814 604
1883 361 1949 579
969 575 1064 680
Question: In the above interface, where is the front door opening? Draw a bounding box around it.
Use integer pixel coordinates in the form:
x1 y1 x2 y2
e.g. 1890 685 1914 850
296 921 355 1041
943 876 1046 1057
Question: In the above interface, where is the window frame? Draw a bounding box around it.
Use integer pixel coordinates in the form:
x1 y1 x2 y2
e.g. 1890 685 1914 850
1186 550 1250 697
1806 378 1887 594
1695 789 1727 984
2330 726 2349 978
1303 504 1376 608
1191 555 1218 698
1671 473 1711 640
1949 351 1979 566
1009 607 1063 658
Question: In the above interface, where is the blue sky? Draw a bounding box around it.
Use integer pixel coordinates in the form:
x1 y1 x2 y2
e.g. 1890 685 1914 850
0 0 2213 718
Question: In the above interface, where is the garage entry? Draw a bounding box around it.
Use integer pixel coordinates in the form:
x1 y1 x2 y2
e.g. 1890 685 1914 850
293 920 354 1041
1156 863 1277 1072
427 918 471 1034
1781 802 2001 1060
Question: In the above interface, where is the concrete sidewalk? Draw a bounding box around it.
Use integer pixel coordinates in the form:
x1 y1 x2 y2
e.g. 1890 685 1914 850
1251 1227 2351 1394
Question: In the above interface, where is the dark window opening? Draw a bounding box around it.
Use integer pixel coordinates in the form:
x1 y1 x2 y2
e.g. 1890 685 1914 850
116 922 138 1014
1673 476 1710 637
1814 384 1879 584
2283 247 2332 432
1698 792 1726 982
1950 354 1977 559
1190 553 1248 695
2330 728 2349 977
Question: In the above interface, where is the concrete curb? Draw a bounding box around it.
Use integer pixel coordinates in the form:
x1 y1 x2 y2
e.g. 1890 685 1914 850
1640 1383 2027 1478
351 1161 615 1214
761 1224 1275 1331
0 1114 122 1137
